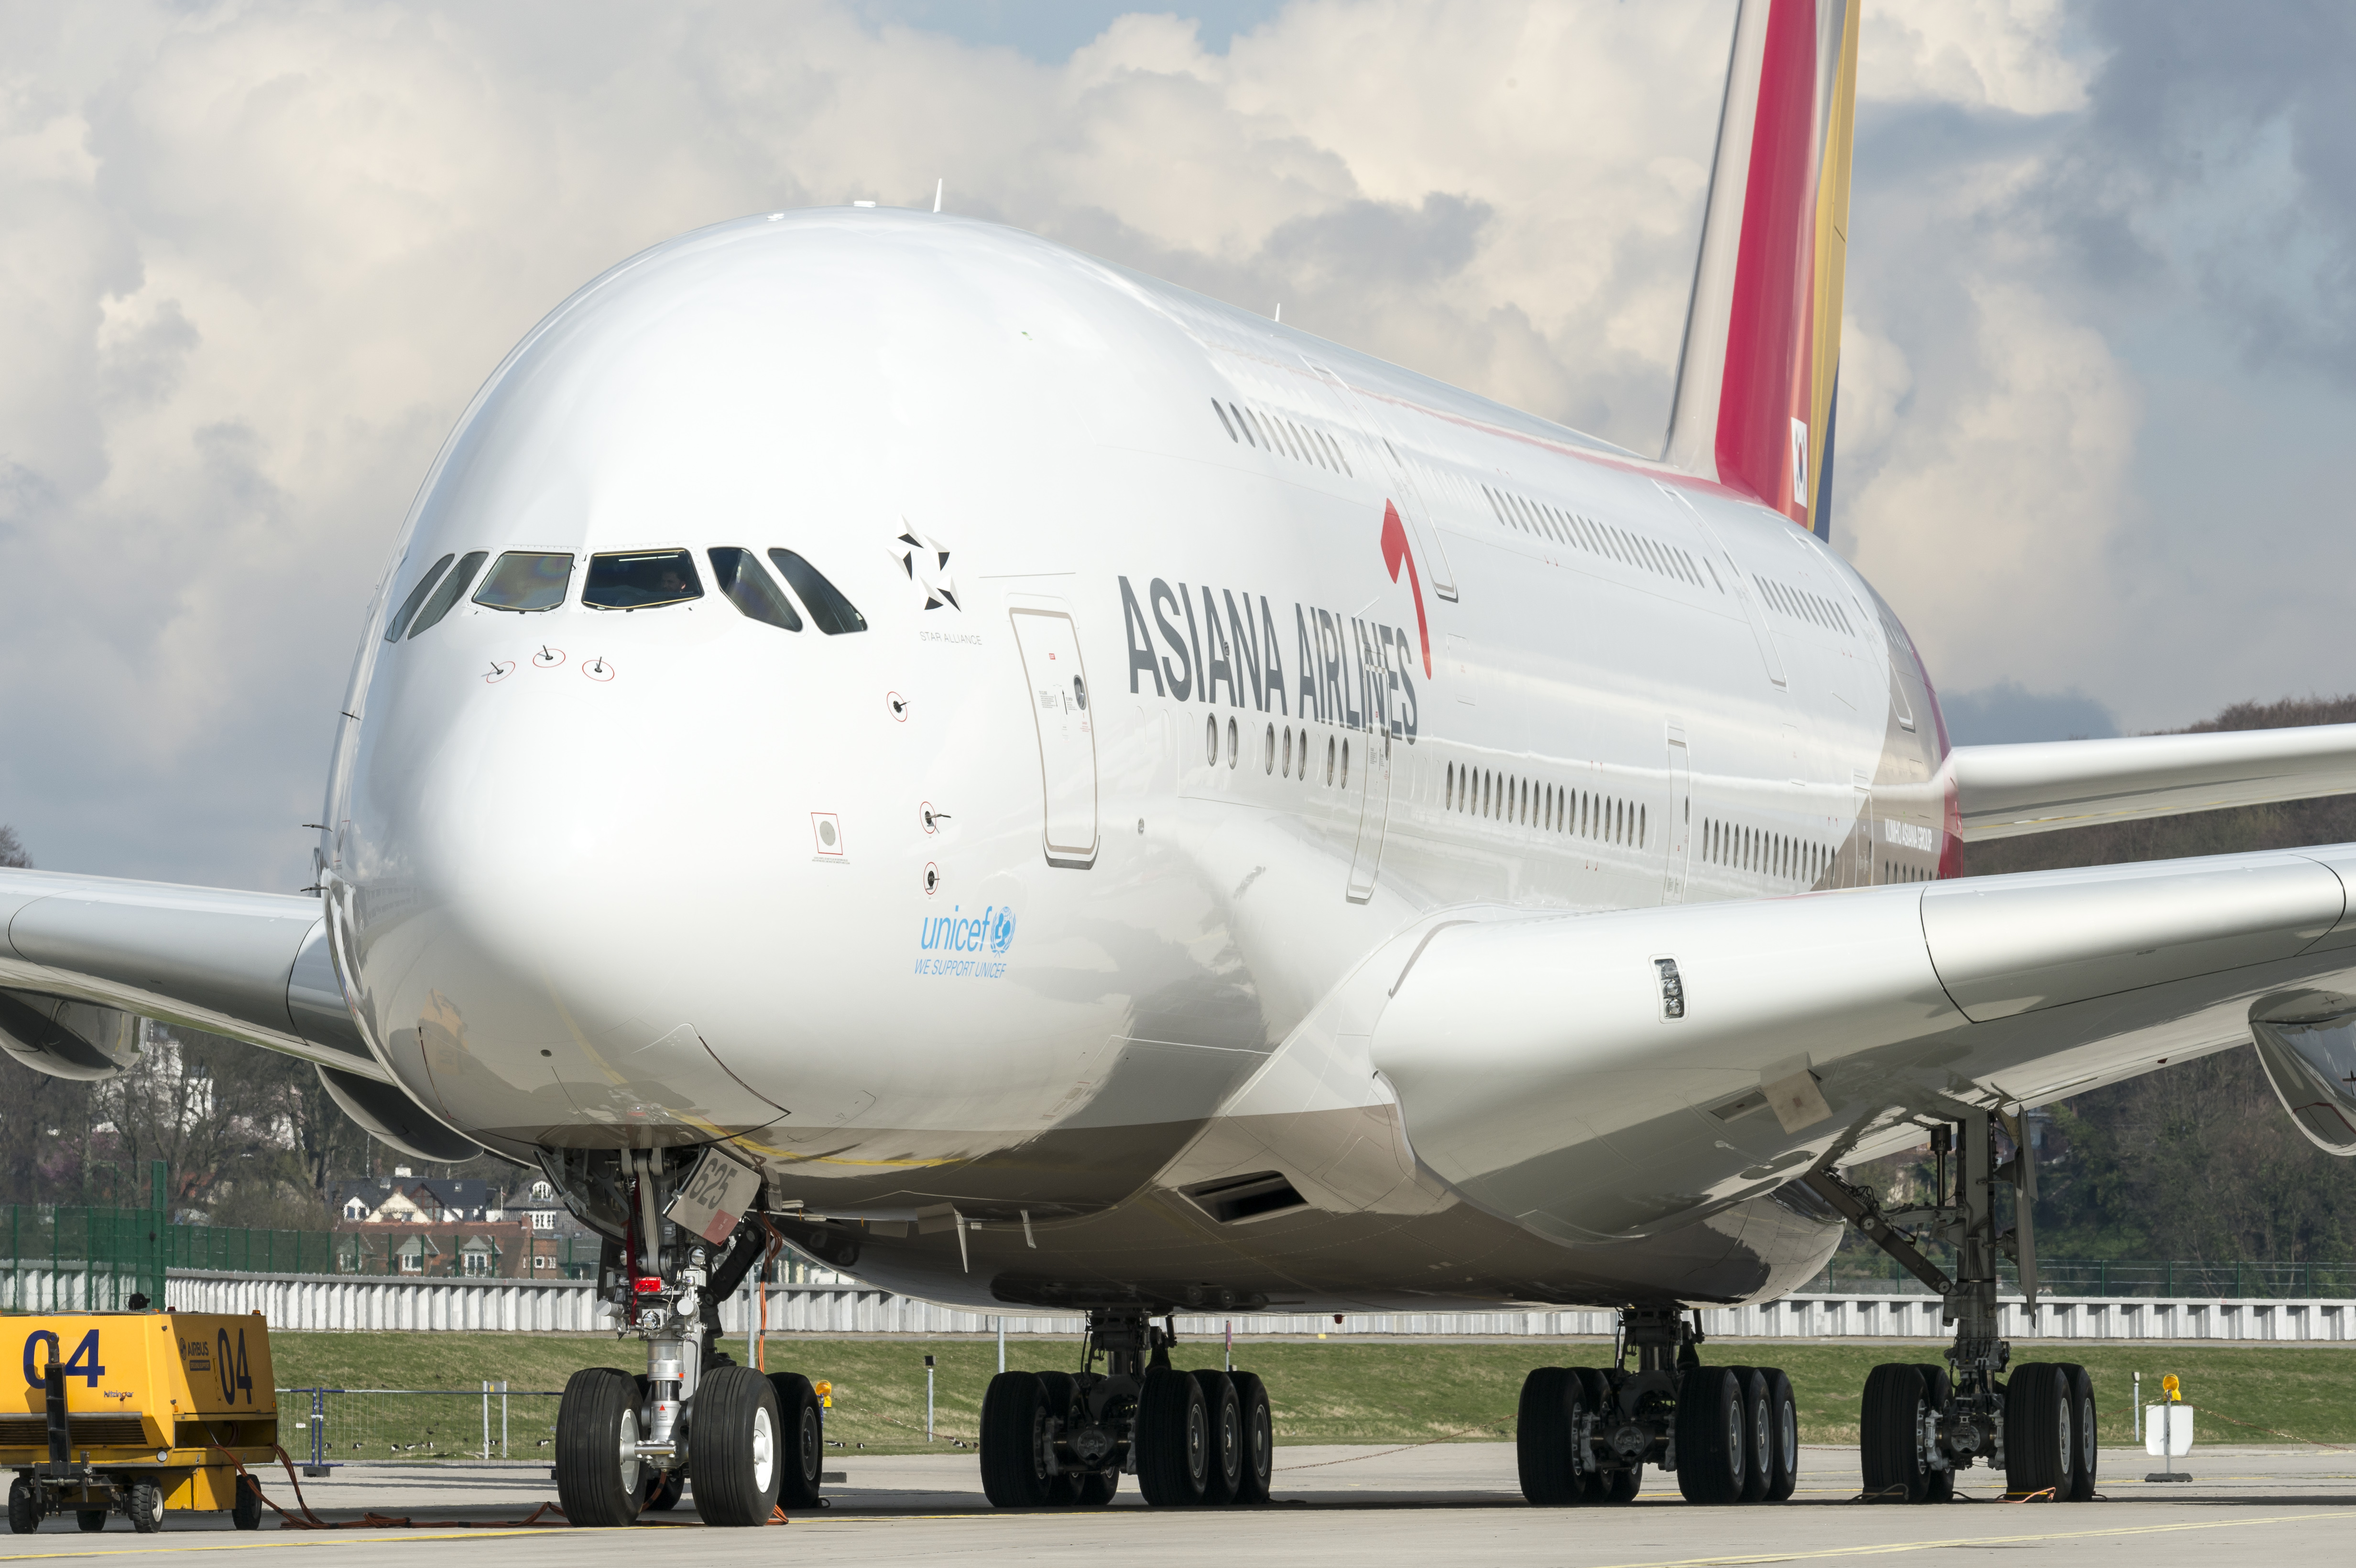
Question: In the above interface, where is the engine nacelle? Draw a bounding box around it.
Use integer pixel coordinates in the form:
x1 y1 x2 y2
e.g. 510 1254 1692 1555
314 1063 483 1163
2251 993 2356 1155
0 989 143 1081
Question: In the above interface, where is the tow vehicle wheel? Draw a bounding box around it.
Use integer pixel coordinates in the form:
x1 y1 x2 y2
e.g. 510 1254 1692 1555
2062 1364 2098 1500
1675 1368 1747 1505
2004 1363 2070 1497
1913 1365 1953 1503
691 1365 784 1526
1860 1363 1930 1503
1230 1372 1274 1504
1762 1369 1800 1502
76 1512 106 1533
980 1371 1055 1508
766 1372 827 1510
642 1470 684 1511
1516 1367 1582 1505
1725 1367 1771 1503
123 1481 164 1535
556 1366 644 1527
1192 1371 1243 1504
8 1476 37 1534
232 1473 264 1530
1134 1367 1209 1506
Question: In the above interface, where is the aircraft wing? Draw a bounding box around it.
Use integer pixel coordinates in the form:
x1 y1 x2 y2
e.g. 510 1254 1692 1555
0 866 385 1078
1371 845 2356 1245
1949 724 2356 840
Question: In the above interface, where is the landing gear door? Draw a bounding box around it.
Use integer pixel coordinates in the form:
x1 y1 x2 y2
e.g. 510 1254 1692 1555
1010 607 1099 869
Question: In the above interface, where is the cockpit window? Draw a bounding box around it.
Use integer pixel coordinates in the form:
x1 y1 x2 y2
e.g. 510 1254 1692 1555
708 548 802 631
473 551 575 612
384 554 454 642
407 551 489 639
584 549 703 610
767 549 867 635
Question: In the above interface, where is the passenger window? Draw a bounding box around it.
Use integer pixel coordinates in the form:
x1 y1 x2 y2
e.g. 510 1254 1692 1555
708 548 802 631
585 549 703 610
768 550 868 635
473 551 575 612
385 554 455 642
407 551 489 638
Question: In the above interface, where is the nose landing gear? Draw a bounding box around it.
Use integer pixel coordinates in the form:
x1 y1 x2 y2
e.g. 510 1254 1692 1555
546 1146 805 1527
978 1310 1275 1509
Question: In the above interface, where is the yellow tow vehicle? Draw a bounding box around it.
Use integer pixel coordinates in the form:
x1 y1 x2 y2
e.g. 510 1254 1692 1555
4 1311 278 1534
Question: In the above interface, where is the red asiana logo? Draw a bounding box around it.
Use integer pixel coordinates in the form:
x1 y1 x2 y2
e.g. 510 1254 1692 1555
1381 500 1432 679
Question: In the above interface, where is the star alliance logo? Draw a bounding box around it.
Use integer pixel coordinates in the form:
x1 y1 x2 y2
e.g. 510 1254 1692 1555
892 525 959 611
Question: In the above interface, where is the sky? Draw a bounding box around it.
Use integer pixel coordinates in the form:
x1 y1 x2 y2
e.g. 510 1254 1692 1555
1 0 2351 889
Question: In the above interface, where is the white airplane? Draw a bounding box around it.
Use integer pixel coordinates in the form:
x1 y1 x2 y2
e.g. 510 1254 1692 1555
9 0 2356 1529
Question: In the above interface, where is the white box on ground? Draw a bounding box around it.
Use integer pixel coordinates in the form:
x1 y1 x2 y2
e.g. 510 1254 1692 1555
2145 1405 2194 1456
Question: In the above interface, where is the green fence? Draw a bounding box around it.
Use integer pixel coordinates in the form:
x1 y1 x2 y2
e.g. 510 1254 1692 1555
2 1202 166 1311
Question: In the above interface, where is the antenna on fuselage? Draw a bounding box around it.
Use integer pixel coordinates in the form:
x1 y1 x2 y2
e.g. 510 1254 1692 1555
933 178 943 214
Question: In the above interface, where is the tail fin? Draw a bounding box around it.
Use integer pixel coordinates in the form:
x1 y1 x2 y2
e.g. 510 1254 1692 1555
1662 0 1860 539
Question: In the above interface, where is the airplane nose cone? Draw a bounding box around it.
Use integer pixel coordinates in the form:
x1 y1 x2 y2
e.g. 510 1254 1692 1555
341 609 884 1147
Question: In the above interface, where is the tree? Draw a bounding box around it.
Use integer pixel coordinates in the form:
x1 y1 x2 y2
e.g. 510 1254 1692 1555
0 825 29 869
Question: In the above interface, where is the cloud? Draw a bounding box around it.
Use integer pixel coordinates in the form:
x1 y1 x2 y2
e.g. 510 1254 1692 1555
1937 680 2119 745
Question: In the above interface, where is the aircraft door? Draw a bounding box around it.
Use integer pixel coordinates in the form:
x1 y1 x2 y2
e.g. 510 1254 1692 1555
1346 730 1392 903
1010 607 1099 869
1664 725 1691 904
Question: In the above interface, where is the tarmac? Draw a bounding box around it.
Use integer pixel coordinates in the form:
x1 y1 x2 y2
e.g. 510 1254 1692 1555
6 1444 2353 1565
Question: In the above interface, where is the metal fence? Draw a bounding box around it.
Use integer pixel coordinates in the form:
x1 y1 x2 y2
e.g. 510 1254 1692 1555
2 1204 164 1311
1800 1257 2356 1299
282 1386 561 1469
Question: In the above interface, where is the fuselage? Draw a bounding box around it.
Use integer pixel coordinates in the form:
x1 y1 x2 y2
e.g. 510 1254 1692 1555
318 209 1950 1312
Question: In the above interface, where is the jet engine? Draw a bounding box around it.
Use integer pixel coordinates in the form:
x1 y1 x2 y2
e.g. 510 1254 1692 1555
2250 994 2356 1154
314 1064 482 1164
0 989 143 1080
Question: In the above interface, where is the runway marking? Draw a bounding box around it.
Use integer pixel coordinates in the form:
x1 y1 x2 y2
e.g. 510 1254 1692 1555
0 1530 546 1561
1568 1509 2356 1568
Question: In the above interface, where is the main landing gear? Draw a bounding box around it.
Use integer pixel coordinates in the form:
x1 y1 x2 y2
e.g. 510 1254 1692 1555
979 1311 1275 1509
1516 1307 1799 1507
545 1147 831 1527
1803 1107 2097 1502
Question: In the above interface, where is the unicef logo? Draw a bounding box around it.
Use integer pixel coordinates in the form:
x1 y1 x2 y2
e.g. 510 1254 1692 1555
988 907 1017 954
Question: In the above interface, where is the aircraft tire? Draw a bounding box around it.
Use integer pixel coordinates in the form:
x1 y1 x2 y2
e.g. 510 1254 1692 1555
1570 1369 1612 1500
1190 1370 1243 1505
1230 1372 1274 1504
2004 1363 2070 1497
1675 1368 1747 1505
2060 1363 2098 1500
766 1372 826 1510
1723 1367 1771 1503
979 1371 1054 1508
1913 1364 1953 1503
1858 1363 1928 1503
556 1367 644 1528
688 1364 784 1527
1134 1367 1210 1507
1516 1368 1581 1505
1763 1369 1799 1502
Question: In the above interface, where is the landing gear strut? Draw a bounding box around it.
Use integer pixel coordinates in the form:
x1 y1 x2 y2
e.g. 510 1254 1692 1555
979 1310 1274 1509
1803 1106 2096 1501
1516 1307 1799 1507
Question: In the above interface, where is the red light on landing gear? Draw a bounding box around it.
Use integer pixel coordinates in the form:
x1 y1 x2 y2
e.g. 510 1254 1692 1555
634 1276 663 1295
